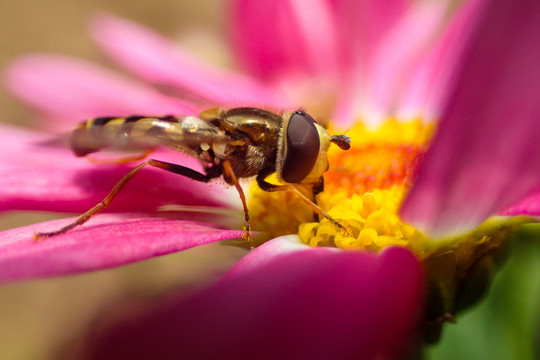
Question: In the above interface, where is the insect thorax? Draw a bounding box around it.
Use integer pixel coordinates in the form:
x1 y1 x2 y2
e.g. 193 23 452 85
201 107 283 178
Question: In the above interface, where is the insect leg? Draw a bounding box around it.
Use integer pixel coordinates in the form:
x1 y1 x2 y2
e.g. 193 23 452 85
86 148 154 165
256 172 350 235
34 159 220 241
289 185 349 235
222 160 252 245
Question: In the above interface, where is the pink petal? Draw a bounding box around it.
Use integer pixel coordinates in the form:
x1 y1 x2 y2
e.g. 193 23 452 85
222 235 310 280
501 188 540 216
334 0 449 125
90 13 285 108
4 55 195 131
0 214 243 283
228 0 341 81
401 0 540 238
336 0 410 70
397 0 486 118
0 124 234 213
365 0 448 118
81 246 422 360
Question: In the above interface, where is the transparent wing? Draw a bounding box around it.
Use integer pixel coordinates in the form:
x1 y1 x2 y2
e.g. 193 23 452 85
70 116 246 156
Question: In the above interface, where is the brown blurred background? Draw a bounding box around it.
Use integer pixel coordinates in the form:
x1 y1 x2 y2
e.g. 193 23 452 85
0 1 247 359
0 0 227 127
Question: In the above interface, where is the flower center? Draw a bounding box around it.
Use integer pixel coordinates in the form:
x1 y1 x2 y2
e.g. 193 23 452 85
249 118 434 252
299 119 432 251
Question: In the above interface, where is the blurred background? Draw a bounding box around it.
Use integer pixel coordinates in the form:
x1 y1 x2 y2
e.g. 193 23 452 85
1 1 539 359
0 0 229 127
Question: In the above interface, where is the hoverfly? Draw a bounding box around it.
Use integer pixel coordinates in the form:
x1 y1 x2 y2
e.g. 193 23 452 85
34 107 351 243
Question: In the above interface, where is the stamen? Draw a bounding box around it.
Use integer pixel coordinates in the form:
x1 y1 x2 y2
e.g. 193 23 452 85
324 142 423 195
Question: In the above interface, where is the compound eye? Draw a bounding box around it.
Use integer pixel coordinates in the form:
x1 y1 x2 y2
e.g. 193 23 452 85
281 111 320 183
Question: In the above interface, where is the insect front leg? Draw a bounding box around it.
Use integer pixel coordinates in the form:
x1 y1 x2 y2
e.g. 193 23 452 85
256 171 350 235
221 160 253 246
34 159 221 241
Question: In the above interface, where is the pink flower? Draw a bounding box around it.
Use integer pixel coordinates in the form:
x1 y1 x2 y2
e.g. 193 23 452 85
2 0 540 358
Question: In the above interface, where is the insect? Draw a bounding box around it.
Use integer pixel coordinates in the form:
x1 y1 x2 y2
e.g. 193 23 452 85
34 107 351 243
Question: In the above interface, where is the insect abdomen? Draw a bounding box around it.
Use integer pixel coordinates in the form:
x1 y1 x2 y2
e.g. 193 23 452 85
70 115 177 156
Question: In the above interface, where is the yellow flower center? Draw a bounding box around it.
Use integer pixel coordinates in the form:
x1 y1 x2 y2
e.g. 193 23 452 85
249 118 433 254
304 119 430 251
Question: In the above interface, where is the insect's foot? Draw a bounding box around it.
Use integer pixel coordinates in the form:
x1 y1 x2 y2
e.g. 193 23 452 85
33 232 50 242
339 225 352 238
33 228 66 242
328 218 351 237
242 224 254 249
331 218 351 236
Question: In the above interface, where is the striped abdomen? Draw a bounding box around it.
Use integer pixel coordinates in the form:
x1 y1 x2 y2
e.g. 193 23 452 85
70 115 174 156
70 115 226 157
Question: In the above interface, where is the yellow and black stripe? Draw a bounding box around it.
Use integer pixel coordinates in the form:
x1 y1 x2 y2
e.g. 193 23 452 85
71 115 178 156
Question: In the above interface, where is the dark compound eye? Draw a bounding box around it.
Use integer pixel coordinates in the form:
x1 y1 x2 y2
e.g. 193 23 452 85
281 111 320 183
